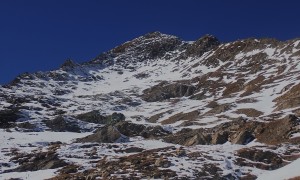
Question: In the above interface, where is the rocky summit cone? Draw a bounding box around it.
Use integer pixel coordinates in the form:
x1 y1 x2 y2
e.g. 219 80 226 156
1 32 300 179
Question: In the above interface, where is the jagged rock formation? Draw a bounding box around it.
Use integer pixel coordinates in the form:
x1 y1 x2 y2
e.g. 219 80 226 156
1 32 300 179
77 125 129 143
142 81 196 102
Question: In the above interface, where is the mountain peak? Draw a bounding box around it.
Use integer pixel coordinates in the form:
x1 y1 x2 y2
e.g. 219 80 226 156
142 31 164 39
92 32 222 65
184 34 220 57
60 59 78 70
197 34 219 43
94 31 184 63
139 31 181 40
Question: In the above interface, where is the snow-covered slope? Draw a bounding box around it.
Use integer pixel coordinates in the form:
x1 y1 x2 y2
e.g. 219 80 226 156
1 32 300 179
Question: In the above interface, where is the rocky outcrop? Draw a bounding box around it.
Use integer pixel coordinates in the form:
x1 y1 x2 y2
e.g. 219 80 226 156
114 121 171 138
76 111 125 125
204 38 280 64
160 110 199 125
194 163 232 179
112 31 183 59
235 108 264 117
236 148 284 170
44 116 81 132
77 121 171 144
77 125 128 143
185 34 220 57
211 131 229 144
164 128 212 146
275 83 300 111
142 81 196 102
52 147 178 179
0 109 21 128
92 31 185 65
163 120 254 146
256 114 300 145
230 130 255 145
16 122 37 132
164 115 300 146
204 103 233 115
60 59 79 71
222 78 246 96
5 150 67 172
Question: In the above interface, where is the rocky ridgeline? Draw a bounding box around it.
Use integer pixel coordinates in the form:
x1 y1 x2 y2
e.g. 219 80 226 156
1 32 300 179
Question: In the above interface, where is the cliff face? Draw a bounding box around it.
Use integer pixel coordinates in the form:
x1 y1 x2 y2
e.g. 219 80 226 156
1 32 300 179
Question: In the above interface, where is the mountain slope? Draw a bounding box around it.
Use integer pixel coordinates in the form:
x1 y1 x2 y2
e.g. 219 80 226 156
1 32 300 179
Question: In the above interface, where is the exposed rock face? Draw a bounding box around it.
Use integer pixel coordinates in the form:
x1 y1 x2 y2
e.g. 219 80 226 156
211 131 229 144
16 122 37 131
256 114 300 145
275 83 300 111
230 130 254 145
60 59 78 70
160 110 199 125
154 156 171 168
114 121 171 138
114 121 146 137
92 31 185 65
164 128 212 146
142 81 196 102
204 103 233 115
222 78 246 96
77 125 128 143
76 111 125 125
5 151 67 173
185 34 220 57
0 109 21 128
235 108 264 117
110 112 126 123
236 148 284 170
113 32 183 58
77 121 171 144
163 115 300 146
44 116 81 132
76 110 108 124
56 147 178 179
204 38 280 64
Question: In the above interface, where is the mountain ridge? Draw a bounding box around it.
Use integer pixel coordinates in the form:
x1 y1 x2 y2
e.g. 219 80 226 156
4 31 300 87
1 32 300 179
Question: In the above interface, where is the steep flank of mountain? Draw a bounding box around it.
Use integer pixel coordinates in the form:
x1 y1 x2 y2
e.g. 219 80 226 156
1 32 300 179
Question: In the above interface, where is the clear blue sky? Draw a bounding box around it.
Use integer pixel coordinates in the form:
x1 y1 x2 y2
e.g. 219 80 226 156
1 0 300 84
